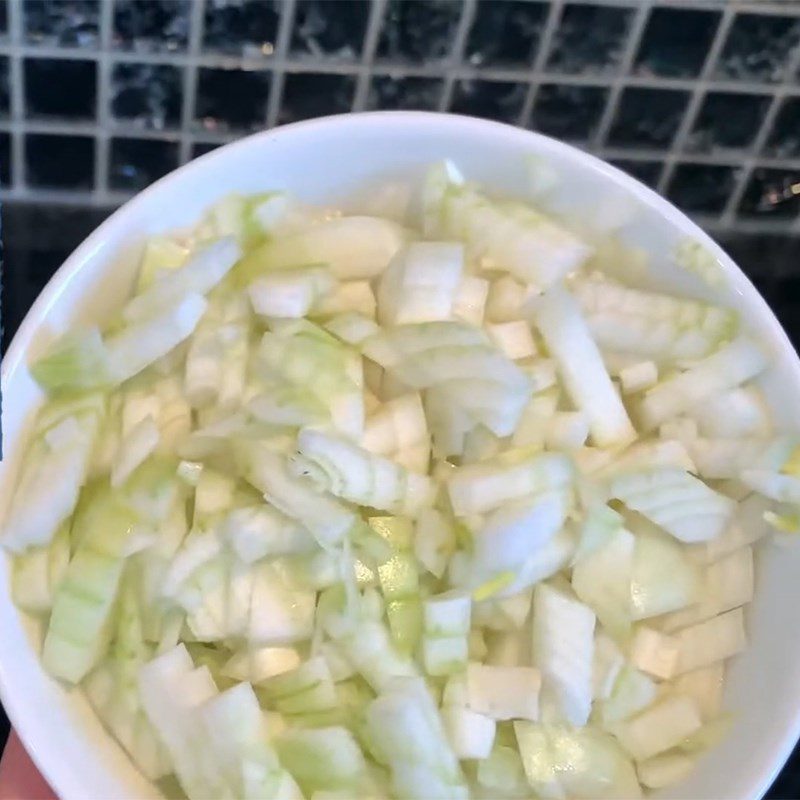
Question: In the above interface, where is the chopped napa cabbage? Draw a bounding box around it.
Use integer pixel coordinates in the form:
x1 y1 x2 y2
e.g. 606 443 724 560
629 626 680 680
466 662 541 721
237 216 406 281
611 467 735 544
515 721 641 800
5 165 781 800
123 237 240 323
529 285 636 448
573 274 737 361
378 242 464 326
673 608 746 674
30 327 114 392
364 677 467 800
3 398 103 552
427 167 592 288
532 582 595 726
43 483 143 682
571 527 634 642
629 521 701 620
294 428 434 517
636 337 768 430
612 695 702 762
452 275 489 326
447 451 573 516
249 266 335 319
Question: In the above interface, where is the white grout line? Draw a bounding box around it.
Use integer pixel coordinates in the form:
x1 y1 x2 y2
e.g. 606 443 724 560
518 0 565 128
6 40 800 99
4 0 800 240
264 0 297 130
94 0 114 195
591 0 653 151
352 0 387 112
6 0 24 190
178 0 205 165
438 0 478 113
655 3 736 196
719 33 800 228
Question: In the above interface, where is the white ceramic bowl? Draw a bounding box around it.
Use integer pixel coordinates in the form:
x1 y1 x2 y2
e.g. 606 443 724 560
2 112 800 800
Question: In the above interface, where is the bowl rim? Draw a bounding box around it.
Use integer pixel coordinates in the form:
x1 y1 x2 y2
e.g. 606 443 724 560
1 110 798 800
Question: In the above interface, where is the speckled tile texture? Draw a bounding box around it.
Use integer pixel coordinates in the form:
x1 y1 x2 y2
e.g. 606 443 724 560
0 0 798 237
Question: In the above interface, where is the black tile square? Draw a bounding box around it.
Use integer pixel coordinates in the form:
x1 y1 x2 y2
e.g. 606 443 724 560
634 7 720 78
111 63 182 130
765 97 800 159
0 56 8 117
25 58 96 120
0 131 10 185
609 159 663 190
715 14 800 83
607 87 690 150
666 164 738 215
24 0 99 47
738 168 800 219
687 92 771 154
203 0 281 57
191 141 221 159
450 79 526 124
109 137 179 191
278 73 355 125
291 0 369 61
465 0 546 69
26 133 94 189
547 3 633 76
377 0 462 63
529 84 607 143
113 0 190 53
195 67 270 132
367 75 443 111
0 1 7 39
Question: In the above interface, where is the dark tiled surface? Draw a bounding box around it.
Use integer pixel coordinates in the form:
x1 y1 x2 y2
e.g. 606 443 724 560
450 79 527 123
24 58 96 120
109 137 179 191
113 0 190 53
291 0 369 61
191 141 220 159
609 158 663 189
377 0 461 63
738 168 800 220
195 67 271 131
686 92 771 154
765 97 800 159
25 133 94 188
608 87 690 150
547 3 632 76
203 0 281 57
715 14 800 83
528 83 608 144
666 163 738 215
0 56 8 117
465 0 546 69
111 63 182 130
24 0 99 47
634 7 720 78
0 130 9 185
278 72 355 124
367 75 443 111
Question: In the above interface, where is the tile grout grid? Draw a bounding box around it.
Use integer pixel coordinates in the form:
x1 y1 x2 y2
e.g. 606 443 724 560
2 0 800 236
